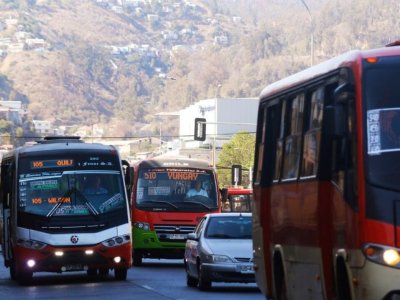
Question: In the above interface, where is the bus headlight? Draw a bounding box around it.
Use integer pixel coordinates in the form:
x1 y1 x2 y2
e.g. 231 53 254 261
102 234 130 248
383 249 400 266
363 243 400 268
17 238 46 250
134 222 150 231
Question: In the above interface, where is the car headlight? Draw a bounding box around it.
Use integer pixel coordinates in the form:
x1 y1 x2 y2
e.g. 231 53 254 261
363 243 400 268
206 254 233 263
134 222 150 231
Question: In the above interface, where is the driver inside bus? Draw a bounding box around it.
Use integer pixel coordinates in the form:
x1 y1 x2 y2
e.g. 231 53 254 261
186 180 208 198
84 176 108 195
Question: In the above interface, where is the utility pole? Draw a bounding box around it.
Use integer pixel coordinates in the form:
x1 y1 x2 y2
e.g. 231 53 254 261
300 0 314 66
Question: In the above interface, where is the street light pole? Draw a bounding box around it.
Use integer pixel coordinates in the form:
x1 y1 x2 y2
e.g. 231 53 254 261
300 0 314 66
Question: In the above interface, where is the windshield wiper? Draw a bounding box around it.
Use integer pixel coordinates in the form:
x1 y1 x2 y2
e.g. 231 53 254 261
47 188 99 218
143 200 179 210
181 200 212 211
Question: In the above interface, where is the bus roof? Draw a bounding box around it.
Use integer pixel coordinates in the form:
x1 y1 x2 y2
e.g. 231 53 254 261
135 156 213 170
2 137 118 159
259 44 400 100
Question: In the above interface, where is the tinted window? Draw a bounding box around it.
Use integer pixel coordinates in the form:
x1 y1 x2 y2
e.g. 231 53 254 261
363 57 400 190
205 216 252 239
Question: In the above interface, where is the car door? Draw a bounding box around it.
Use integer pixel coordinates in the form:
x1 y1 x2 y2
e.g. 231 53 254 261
187 216 207 275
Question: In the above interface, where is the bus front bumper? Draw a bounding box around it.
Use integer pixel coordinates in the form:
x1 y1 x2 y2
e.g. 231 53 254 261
13 242 132 273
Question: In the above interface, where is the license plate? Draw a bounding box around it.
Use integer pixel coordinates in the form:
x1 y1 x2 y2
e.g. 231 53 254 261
236 264 254 274
169 234 187 240
64 264 84 271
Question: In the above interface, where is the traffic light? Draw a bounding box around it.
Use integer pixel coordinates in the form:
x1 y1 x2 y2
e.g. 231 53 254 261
194 118 206 141
231 164 242 186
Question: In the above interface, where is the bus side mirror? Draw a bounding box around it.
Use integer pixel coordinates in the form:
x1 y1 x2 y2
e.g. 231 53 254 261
220 188 228 201
325 105 345 137
121 160 134 200
325 82 355 137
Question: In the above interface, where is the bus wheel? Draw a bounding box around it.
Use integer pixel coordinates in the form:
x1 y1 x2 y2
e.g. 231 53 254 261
197 262 211 290
133 251 143 266
17 270 33 285
274 254 288 300
114 268 128 280
87 268 98 277
99 268 109 277
336 258 352 300
9 261 16 280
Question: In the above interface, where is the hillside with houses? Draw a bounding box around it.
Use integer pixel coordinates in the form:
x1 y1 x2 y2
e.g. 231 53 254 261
0 0 398 154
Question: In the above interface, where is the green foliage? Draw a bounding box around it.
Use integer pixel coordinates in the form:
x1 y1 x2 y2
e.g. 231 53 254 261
217 132 255 187
0 119 12 133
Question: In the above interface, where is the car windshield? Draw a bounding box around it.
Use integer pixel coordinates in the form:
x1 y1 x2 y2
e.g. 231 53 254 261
18 171 126 217
205 216 252 239
136 167 218 212
363 56 400 190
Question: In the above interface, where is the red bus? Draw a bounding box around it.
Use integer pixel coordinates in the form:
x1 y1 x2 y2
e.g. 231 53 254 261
252 43 400 299
221 187 253 212
0 136 132 284
130 156 221 266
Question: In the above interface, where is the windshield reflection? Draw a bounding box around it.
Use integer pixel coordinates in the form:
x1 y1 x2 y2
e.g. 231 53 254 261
136 168 218 211
18 171 125 217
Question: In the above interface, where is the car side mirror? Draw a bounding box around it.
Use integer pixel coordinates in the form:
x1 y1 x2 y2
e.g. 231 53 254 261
187 232 198 241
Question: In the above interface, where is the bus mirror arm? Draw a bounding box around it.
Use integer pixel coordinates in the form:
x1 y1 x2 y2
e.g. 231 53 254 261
334 82 354 104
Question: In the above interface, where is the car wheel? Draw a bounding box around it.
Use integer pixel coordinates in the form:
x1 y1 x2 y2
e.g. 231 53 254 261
197 262 211 290
186 272 198 287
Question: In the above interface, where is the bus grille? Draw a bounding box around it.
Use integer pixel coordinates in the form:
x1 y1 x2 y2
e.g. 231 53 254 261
154 224 196 242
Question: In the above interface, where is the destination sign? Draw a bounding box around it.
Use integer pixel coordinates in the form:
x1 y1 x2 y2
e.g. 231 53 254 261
31 197 71 205
144 171 200 181
31 159 74 169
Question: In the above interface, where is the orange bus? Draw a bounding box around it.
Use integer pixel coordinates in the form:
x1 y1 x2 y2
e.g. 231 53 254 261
252 43 400 299
130 157 221 266
221 187 253 212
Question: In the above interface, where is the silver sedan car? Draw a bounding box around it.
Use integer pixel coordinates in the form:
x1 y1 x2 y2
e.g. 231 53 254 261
184 212 255 290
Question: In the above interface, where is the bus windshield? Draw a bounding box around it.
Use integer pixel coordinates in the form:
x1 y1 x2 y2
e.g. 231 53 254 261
136 167 218 212
17 155 127 218
364 56 400 190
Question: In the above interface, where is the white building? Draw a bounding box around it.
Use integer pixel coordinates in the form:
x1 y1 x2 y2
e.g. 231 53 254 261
32 120 53 135
179 97 259 149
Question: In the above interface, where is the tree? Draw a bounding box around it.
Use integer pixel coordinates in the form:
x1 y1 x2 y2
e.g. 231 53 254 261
217 131 255 187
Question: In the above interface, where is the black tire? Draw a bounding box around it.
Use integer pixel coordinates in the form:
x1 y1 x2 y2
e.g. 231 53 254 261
87 268 98 277
133 251 142 266
16 270 33 286
336 259 351 300
99 268 109 277
274 255 288 300
9 261 16 281
115 268 128 280
197 263 211 290
186 272 198 287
